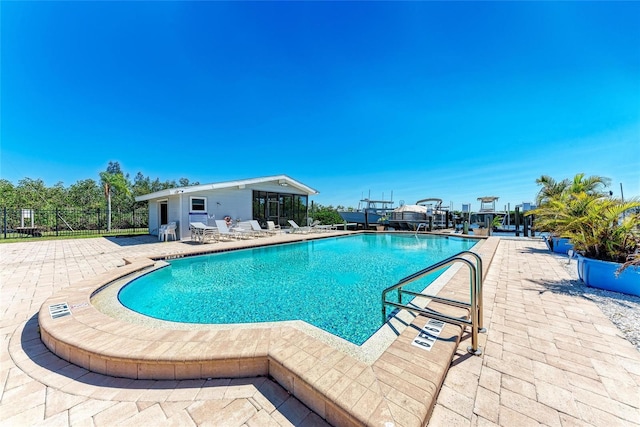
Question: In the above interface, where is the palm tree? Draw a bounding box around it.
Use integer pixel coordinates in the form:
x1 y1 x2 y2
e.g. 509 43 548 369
535 173 611 206
557 194 639 263
534 175 569 206
566 173 610 196
99 171 130 232
529 175 640 269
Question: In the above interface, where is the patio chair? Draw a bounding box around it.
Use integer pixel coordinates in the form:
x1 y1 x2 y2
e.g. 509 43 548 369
267 221 282 234
288 220 311 234
158 224 167 241
189 222 219 244
308 219 326 232
236 221 261 238
310 220 334 233
248 220 274 236
160 222 177 241
214 220 242 240
190 222 203 242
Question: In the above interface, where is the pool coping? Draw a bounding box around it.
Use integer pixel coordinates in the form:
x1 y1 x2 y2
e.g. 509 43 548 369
38 233 499 427
90 234 474 365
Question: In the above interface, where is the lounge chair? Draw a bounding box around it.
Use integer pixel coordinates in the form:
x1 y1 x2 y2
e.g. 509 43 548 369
189 222 219 244
214 220 243 240
267 221 282 234
236 221 261 238
310 220 335 233
189 222 206 241
288 220 311 234
308 219 327 232
249 220 275 236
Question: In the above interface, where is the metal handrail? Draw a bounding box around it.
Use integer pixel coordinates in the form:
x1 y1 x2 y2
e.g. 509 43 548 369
381 250 484 355
458 250 484 331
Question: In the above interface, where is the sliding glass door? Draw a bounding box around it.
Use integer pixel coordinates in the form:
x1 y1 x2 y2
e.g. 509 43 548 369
252 191 308 227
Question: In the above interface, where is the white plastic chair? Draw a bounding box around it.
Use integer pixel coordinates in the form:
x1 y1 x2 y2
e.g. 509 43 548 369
160 222 177 241
158 224 167 241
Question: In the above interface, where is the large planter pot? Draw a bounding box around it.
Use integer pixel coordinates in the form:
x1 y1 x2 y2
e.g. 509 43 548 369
473 228 489 236
577 255 640 297
548 237 573 254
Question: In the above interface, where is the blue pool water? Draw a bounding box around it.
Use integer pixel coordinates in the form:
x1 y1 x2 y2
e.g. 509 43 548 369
119 234 476 345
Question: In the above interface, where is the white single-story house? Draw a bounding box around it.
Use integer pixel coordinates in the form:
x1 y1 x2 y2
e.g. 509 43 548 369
134 175 319 239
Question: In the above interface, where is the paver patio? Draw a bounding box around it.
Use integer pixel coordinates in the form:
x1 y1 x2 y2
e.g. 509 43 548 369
1 234 638 426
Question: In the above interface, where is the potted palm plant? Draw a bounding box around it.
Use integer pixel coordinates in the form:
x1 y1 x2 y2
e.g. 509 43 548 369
528 174 640 296
471 215 502 237
533 174 610 254
473 227 489 236
376 215 388 231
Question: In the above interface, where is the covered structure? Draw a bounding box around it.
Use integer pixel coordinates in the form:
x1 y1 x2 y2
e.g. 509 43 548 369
135 175 319 239
469 196 500 225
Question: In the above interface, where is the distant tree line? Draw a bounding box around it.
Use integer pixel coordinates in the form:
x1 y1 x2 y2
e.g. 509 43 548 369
0 161 199 211
0 161 349 225
309 203 344 225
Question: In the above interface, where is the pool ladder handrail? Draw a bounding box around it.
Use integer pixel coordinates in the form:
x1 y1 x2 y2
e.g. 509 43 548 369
415 223 428 234
381 250 485 355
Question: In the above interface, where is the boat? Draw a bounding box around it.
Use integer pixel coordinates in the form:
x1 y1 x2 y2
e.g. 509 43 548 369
463 197 537 235
388 198 452 231
337 198 395 227
463 196 511 234
493 201 537 233
468 196 502 227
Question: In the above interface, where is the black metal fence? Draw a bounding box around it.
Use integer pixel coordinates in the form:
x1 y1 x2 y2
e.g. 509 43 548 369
1 207 149 239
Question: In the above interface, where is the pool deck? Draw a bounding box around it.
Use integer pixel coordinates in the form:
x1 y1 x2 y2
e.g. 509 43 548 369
1 232 639 426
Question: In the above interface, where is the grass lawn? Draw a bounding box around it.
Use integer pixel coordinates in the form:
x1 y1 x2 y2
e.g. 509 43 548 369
0 229 150 243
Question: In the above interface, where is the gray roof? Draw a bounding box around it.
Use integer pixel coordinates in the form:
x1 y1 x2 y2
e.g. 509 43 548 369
134 175 319 202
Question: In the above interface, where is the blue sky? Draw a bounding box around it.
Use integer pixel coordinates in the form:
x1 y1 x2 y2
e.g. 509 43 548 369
2 1 639 210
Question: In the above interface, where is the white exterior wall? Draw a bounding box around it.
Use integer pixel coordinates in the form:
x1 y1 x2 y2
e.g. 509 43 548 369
253 182 294 194
168 196 182 239
207 188 253 222
148 201 159 235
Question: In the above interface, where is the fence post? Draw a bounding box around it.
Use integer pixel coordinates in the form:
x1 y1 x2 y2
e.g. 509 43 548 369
55 208 59 236
3 207 6 239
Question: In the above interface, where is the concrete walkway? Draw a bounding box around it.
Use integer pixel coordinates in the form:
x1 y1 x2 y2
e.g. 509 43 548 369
1 236 638 426
429 239 640 427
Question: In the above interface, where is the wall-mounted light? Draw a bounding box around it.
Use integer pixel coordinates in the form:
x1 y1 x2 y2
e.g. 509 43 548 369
278 179 288 187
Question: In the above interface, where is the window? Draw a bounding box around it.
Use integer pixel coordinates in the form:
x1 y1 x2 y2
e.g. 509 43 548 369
190 197 207 213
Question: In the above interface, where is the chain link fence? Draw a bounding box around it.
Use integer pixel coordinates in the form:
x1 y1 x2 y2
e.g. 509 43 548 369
1 207 149 239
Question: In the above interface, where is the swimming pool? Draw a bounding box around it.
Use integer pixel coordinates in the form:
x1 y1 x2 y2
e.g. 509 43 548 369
118 234 476 345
